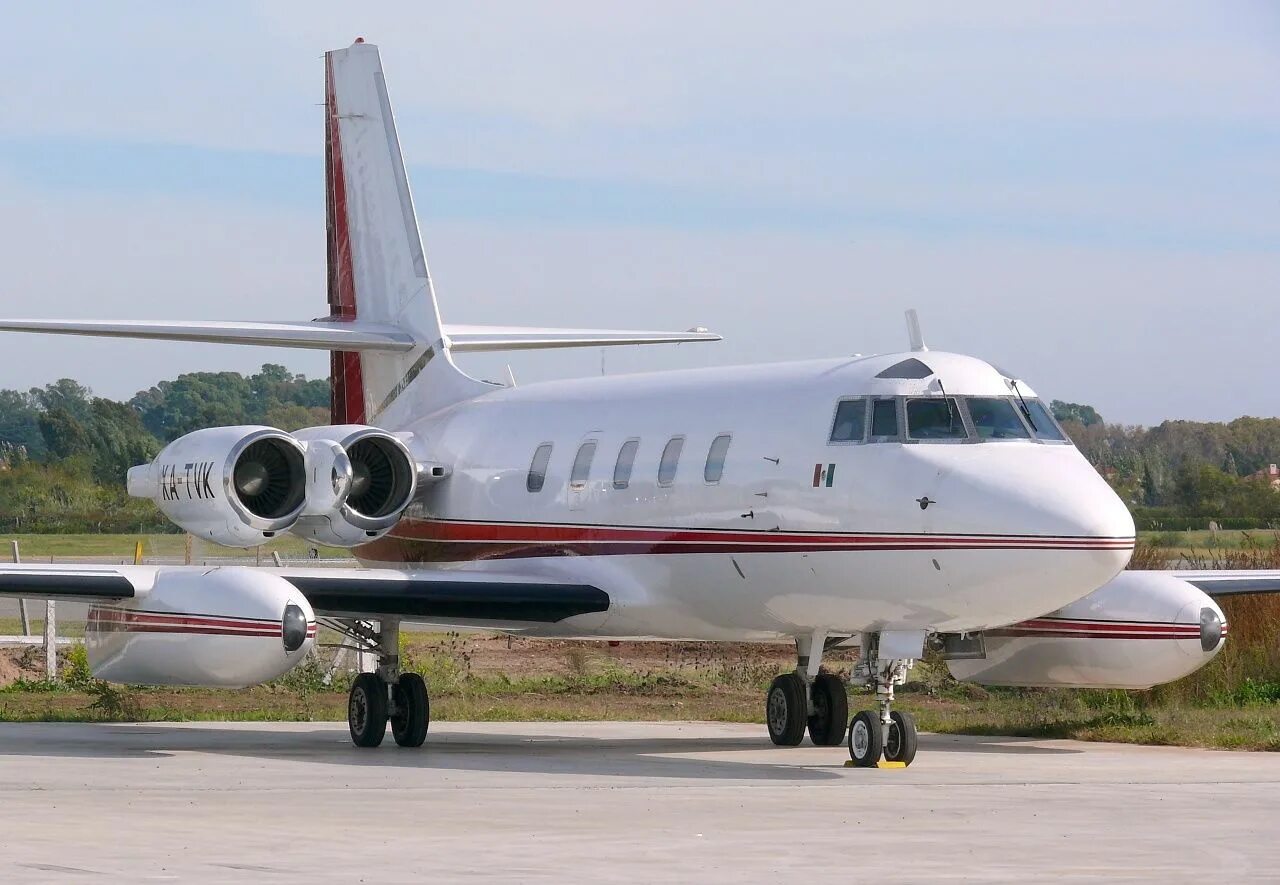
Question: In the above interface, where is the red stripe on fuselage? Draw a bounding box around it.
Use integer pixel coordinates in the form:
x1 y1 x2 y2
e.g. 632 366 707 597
358 518 1135 564
325 54 365 425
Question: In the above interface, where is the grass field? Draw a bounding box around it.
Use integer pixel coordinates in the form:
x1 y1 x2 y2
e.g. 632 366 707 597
0 533 349 560
0 533 1276 751
0 631 1275 751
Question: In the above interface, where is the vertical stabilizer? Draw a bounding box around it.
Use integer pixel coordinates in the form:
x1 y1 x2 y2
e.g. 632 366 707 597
325 40 487 427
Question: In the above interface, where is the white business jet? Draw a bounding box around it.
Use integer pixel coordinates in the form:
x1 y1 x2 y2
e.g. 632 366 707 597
0 41 1273 766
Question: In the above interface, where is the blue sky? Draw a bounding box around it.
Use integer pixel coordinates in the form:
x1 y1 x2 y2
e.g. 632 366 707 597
0 2 1277 424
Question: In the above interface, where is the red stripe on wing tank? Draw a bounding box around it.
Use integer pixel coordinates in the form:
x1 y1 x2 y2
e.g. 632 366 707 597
989 617 1203 640
87 609 316 639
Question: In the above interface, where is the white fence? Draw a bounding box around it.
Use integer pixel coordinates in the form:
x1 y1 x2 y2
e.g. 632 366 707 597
0 538 358 680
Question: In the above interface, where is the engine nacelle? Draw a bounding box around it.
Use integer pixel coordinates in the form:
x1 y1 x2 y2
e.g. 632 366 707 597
86 567 315 687
946 571 1227 689
289 425 418 547
127 426 307 547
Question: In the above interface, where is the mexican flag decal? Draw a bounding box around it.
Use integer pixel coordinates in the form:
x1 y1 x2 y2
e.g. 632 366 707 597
812 463 836 487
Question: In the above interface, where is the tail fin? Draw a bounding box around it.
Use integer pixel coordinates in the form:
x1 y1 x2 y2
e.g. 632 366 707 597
0 40 720 426
325 40 486 426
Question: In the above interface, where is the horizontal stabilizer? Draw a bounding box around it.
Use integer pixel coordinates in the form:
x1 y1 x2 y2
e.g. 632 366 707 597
0 319 416 351
0 319 719 353
444 324 720 352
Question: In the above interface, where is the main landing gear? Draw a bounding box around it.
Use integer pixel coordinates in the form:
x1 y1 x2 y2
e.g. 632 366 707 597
765 631 849 748
330 618 430 749
764 630 918 767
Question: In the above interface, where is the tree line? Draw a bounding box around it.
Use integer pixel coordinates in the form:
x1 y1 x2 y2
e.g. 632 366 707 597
0 377 1275 534
1051 401 1280 529
0 365 328 533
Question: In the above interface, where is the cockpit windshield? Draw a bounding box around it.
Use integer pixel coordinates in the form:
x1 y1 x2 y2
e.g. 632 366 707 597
1021 399 1066 441
967 397 1030 440
827 394 1072 445
906 398 966 440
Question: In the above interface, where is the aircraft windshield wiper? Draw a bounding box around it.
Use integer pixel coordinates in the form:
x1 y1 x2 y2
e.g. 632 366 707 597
1010 379 1034 424
937 380 957 432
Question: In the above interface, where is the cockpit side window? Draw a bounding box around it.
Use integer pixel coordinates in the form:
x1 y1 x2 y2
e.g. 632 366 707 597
829 399 867 443
906 398 967 441
1023 399 1067 441
869 399 899 439
966 397 1030 440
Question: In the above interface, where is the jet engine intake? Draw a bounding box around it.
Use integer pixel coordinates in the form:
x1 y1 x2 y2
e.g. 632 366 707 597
945 571 1227 689
127 426 307 547
290 425 418 547
86 567 316 687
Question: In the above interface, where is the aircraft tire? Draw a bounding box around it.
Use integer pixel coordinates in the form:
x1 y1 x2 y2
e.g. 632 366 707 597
847 710 883 767
883 710 918 766
348 672 389 748
807 672 849 746
391 672 430 748
766 672 808 746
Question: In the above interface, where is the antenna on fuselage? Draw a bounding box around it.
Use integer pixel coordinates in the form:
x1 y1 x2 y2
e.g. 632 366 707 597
905 309 928 352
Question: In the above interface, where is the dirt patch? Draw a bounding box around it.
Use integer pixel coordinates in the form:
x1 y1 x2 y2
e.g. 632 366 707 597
405 633 856 680
0 646 46 685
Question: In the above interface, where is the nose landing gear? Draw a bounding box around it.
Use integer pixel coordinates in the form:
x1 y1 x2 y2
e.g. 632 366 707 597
847 632 918 767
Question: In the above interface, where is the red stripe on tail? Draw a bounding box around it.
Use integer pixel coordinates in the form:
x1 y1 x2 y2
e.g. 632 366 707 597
325 54 365 425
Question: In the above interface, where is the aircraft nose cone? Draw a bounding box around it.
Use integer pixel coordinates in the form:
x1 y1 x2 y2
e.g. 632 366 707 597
1038 466 1136 542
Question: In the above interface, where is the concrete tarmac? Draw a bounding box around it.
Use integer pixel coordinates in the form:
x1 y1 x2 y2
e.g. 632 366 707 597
0 721 1276 883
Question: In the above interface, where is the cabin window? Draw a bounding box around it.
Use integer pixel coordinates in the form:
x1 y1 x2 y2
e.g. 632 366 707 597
613 439 639 489
906 398 967 440
966 397 1030 440
526 443 553 492
829 399 866 443
570 441 597 488
704 434 732 484
870 399 899 438
658 436 684 486
1023 399 1067 442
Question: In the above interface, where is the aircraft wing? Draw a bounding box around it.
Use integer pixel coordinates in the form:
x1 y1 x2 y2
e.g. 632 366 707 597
0 564 609 624
1168 570 1280 597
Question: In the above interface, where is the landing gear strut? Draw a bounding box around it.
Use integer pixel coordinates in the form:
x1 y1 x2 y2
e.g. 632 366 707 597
331 618 430 749
765 631 849 747
847 632 918 767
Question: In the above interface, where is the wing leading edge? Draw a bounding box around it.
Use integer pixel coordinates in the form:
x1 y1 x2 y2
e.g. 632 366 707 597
0 564 608 624
1171 570 1280 597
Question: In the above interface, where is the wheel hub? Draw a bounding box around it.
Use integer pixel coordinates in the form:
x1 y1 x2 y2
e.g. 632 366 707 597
767 688 788 735
851 720 869 756
885 723 901 758
349 688 368 732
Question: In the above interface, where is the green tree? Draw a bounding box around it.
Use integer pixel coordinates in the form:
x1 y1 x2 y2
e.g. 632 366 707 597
1051 400 1103 427
0 389 47 459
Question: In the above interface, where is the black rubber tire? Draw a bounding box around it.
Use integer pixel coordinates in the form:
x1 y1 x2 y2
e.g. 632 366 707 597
883 709 918 766
807 672 849 746
765 672 808 746
391 672 430 748
348 672 388 748
847 710 883 767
